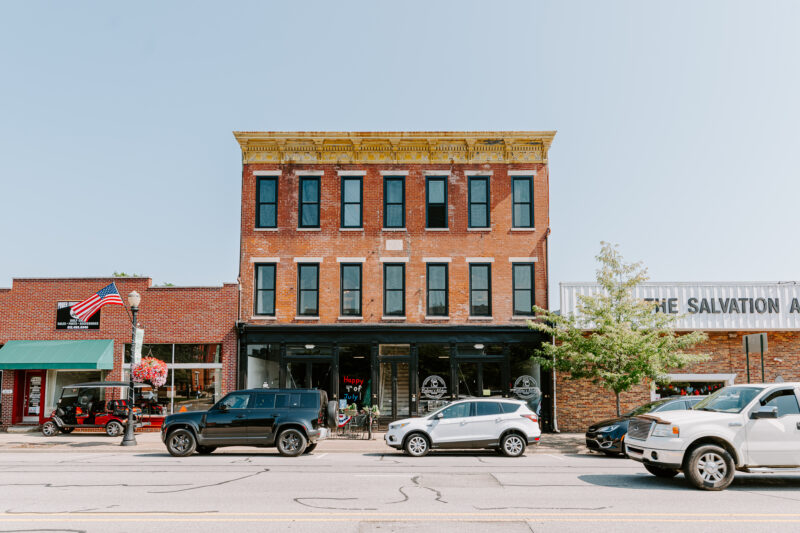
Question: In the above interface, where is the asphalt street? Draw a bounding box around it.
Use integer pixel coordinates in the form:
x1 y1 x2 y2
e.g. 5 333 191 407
1 435 800 532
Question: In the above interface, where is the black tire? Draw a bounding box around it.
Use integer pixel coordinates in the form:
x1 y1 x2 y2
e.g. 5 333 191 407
42 421 58 437
404 432 430 457
303 443 318 454
59 427 75 434
166 428 197 457
644 464 679 478
326 401 338 428
196 446 217 455
602 450 622 457
105 420 124 437
684 444 735 491
277 428 307 457
500 433 527 457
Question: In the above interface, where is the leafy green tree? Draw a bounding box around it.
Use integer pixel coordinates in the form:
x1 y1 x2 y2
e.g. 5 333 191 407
529 242 709 416
112 271 146 278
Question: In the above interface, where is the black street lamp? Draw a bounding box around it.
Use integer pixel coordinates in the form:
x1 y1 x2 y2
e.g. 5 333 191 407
121 290 140 447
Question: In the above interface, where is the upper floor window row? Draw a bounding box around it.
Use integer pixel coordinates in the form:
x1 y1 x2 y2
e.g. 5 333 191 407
255 174 535 229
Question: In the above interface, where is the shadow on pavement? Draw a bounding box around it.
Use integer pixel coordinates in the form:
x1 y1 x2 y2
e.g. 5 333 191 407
580 472 800 491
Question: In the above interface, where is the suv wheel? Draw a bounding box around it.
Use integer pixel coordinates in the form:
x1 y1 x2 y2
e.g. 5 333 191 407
277 429 307 457
105 420 124 437
42 421 58 437
166 429 197 457
644 464 679 478
685 444 735 490
500 433 526 457
404 433 430 457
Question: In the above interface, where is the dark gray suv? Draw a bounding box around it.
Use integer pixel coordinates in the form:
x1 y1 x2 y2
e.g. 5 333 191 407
161 389 333 457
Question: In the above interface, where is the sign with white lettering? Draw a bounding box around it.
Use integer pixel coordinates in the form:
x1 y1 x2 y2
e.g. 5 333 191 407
56 301 100 330
561 282 800 331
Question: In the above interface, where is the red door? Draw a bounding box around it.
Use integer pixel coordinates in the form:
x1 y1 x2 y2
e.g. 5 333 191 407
20 371 46 424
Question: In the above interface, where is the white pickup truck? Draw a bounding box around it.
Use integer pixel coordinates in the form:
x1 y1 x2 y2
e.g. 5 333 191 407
626 382 800 490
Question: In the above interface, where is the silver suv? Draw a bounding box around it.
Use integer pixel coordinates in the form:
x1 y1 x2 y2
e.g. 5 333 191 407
384 398 541 457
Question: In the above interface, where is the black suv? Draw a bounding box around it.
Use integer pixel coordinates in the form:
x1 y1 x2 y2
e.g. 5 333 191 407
161 389 334 457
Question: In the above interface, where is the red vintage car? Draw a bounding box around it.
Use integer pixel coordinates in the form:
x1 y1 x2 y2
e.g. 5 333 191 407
42 381 143 437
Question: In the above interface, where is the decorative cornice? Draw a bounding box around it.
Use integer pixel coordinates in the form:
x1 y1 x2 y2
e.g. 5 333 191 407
233 131 556 165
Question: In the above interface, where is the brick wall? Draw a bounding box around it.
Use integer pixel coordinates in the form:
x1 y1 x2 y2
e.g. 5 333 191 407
0 277 238 427
239 163 549 326
554 331 800 431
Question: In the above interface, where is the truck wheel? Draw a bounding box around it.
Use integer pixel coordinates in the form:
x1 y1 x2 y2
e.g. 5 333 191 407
404 433 430 457
105 420 124 437
303 443 318 454
42 421 58 437
644 464 679 478
685 444 735 490
277 429 307 457
166 429 197 457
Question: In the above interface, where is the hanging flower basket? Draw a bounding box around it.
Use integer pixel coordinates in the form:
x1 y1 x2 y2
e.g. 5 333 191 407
131 357 168 388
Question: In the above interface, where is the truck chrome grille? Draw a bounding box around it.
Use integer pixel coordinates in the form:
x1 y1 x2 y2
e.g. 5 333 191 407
627 418 653 440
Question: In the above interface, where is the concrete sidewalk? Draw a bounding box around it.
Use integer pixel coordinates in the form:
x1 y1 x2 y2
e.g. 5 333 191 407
0 430 588 454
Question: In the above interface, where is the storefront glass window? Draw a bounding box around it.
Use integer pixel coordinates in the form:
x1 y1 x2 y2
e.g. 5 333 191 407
509 344 543 414
246 344 280 389
124 343 222 415
339 344 371 409
655 381 725 398
418 344 451 414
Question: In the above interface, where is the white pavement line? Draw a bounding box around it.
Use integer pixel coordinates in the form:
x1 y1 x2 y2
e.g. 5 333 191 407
545 454 566 461
314 453 328 459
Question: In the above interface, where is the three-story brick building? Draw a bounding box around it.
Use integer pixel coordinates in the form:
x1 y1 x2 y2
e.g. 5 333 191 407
234 131 556 426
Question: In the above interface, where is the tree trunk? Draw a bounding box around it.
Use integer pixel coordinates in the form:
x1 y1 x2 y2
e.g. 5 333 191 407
615 391 621 417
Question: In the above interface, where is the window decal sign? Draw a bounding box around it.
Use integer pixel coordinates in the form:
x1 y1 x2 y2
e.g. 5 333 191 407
421 375 447 400
56 301 100 330
511 375 541 401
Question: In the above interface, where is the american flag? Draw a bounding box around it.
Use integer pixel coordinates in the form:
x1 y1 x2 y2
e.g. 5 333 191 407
71 283 124 322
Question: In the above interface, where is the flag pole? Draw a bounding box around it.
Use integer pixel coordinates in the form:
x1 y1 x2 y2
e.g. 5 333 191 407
114 283 135 324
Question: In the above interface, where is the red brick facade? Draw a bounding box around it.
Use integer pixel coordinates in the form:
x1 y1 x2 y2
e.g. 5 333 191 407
0 277 238 428
239 162 549 323
555 331 800 431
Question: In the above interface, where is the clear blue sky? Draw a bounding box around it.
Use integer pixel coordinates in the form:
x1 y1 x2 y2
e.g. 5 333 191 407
1 1 798 306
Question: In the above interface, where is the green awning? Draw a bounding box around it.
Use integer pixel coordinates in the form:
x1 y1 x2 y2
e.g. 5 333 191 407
0 340 114 370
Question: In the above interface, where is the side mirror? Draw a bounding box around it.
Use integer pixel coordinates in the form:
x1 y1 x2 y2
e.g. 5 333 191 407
751 405 779 419
436 412 444 419
219 403 229 412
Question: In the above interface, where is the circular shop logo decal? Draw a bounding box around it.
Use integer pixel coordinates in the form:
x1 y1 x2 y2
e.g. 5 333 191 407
511 375 541 400
421 375 447 400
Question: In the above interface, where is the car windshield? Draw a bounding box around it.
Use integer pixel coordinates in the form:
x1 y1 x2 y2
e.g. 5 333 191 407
624 399 672 417
693 386 763 413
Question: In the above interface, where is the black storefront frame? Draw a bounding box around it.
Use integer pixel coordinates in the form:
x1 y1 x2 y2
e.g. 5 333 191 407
238 324 552 429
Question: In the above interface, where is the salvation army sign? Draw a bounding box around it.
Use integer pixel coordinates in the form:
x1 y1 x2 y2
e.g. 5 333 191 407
561 282 800 331
56 301 100 330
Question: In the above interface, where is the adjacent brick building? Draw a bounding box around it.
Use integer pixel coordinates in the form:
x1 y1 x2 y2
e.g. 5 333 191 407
556 282 800 431
0 277 237 428
234 131 557 425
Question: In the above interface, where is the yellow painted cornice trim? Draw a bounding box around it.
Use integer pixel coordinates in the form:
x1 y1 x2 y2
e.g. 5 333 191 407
233 131 556 165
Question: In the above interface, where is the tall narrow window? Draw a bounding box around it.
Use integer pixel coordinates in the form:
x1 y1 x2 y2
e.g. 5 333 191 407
254 263 276 316
383 176 405 228
512 263 535 316
426 263 448 316
512 176 533 228
469 264 491 316
383 263 405 316
468 176 490 228
341 177 362 228
299 176 320 228
297 264 319 316
426 176 448 228
256 177 277 228
340 263 362 316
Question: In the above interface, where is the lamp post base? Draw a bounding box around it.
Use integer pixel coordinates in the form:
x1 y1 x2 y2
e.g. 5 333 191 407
120 435 138 446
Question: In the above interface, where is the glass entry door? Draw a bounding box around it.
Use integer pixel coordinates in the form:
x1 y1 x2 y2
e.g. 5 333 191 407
379 361 411 419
